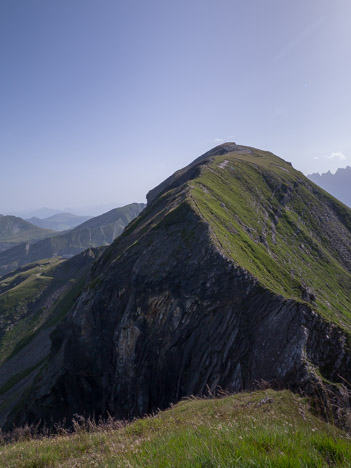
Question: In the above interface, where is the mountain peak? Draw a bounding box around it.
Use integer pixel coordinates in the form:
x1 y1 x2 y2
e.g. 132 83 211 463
10 144 351 429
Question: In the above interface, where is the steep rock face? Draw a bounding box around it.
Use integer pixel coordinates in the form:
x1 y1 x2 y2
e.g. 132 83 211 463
11 144 351 428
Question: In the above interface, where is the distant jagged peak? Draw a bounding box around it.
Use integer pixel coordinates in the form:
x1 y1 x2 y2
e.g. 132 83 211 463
308 165 351 179
336 164 351 172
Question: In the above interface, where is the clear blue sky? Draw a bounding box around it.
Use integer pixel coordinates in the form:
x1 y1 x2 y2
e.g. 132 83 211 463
1 0 351 214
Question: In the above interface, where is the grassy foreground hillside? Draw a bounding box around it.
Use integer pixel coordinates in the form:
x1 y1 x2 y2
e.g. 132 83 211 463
1 389 350 467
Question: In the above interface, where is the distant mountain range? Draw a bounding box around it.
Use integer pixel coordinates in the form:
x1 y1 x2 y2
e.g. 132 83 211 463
8 202 136 220
0 203 145 276
8 208 64 219
308 166 351 207
0 215 55 253
27 213 93 231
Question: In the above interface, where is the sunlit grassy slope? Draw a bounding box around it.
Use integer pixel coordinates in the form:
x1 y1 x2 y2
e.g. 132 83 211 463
184 147 351 331
1 389 350 467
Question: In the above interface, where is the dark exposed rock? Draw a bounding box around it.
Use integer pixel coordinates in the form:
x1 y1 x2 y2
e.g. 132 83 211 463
300 284 316 304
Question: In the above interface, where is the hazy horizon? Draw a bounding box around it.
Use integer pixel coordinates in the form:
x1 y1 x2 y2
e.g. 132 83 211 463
3 149 351 219
3 202 139 219
1 0 351 213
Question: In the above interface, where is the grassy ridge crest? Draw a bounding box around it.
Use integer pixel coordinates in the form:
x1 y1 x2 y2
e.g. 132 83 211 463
187 147 351 331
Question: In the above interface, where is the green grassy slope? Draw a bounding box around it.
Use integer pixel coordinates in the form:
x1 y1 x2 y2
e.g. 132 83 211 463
1 389 350 467
183 146 351 331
